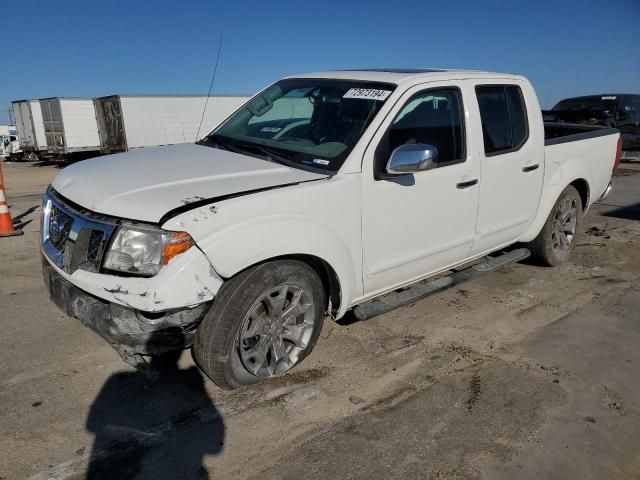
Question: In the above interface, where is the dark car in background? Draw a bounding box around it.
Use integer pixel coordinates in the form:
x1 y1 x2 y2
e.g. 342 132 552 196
543 94 640 153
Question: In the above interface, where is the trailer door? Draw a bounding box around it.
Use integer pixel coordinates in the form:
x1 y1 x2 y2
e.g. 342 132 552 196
31 101 48 152
41 99 65 153
14 102 36 149
95 97 126 153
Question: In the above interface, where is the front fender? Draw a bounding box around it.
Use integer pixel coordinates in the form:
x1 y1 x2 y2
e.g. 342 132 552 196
197 214 357 318
161 176 363 319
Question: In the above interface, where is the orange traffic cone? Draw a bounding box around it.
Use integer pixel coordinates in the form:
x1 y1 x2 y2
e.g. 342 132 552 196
0 160 24 237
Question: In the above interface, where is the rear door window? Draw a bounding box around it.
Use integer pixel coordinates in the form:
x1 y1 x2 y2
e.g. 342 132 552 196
476 85 528 155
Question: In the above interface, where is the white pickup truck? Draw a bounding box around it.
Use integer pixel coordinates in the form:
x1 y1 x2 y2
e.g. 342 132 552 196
41 69 621 388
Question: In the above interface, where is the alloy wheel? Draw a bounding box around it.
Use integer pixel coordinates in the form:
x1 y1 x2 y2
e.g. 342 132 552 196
552 198 577 254
238 284 316 378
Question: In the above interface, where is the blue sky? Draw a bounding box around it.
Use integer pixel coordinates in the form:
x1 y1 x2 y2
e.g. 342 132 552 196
2 0 638 124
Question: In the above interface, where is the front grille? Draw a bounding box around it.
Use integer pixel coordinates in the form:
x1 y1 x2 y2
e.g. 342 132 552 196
41 189 117 274
87 230 104 264
48 203 74 251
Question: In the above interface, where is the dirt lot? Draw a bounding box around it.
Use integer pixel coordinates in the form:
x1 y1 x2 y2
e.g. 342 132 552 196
1 160 640 480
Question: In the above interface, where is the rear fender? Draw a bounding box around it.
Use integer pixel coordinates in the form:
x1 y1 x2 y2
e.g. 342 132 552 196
520 156 591 242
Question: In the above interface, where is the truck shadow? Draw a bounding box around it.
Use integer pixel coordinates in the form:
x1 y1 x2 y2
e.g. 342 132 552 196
30 159 68 168
85 337 224 479
602 201 640 221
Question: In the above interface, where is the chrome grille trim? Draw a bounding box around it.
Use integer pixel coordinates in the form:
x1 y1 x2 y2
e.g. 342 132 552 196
41 188 117 274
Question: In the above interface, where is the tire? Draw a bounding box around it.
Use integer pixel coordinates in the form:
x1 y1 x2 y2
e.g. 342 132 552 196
527 185 583 266
193 260 326 389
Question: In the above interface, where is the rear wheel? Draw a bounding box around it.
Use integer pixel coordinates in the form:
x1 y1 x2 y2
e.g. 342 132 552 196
528 185 583 266
193 260 326 389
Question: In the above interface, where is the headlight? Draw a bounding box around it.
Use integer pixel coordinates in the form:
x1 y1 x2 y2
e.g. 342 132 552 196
103 224 194 276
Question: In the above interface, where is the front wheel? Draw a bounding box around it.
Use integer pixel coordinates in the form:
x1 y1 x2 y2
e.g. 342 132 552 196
527 185 583 266
193 260 326 389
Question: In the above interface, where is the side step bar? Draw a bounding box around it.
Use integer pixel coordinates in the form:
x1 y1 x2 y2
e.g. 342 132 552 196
352 248 531 321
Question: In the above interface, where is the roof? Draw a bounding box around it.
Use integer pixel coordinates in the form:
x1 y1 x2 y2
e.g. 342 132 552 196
38 97 95 101
11 99 42 104
94 93 250 100
338 68 448 74
287 68 523 85
558 94 630 101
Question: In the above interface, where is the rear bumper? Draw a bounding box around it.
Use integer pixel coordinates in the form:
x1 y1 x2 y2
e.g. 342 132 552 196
599 180 614 200
43 258 210 359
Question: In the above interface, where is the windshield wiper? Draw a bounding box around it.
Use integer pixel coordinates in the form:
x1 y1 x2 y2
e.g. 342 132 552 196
204 135 295 168
233 142 294 167
204 135 244 155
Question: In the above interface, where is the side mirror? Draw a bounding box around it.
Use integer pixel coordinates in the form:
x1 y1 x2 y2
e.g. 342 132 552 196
385 143 439 176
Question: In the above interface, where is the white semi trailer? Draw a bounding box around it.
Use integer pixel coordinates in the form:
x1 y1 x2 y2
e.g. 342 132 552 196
12 99 47 160
93 94 250 153
40 97 100 157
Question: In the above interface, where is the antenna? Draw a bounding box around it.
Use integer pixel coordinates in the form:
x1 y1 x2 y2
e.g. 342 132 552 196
544 90 551 109
195 34 223 142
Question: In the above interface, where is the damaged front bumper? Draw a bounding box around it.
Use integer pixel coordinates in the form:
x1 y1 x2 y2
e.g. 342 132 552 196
43 259 211 365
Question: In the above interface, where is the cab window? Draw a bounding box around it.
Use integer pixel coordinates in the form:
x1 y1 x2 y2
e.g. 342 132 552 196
476 85 528 155
388 88 466 165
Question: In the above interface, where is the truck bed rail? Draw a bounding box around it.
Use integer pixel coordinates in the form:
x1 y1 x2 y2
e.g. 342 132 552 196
544 122 618 146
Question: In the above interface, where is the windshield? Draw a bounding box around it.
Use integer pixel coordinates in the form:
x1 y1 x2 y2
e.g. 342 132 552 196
553 96 617 114
201 79 395 172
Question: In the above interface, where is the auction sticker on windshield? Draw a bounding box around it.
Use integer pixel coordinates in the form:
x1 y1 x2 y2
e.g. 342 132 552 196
344 88 392 101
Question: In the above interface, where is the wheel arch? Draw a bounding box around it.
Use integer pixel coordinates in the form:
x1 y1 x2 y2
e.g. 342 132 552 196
193 213 361 320
569 178 590 212
289 254 342 318
520 176 590 242
220 253 343 319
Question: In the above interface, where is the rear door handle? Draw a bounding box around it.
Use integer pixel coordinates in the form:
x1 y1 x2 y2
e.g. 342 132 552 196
456 179 478 189
522 164 539 172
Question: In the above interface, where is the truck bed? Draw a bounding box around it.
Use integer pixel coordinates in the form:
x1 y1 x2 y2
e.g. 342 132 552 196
544 122 619 205
544 122 617 146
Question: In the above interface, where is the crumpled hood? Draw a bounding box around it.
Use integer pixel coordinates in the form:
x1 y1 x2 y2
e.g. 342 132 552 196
52 143 327 223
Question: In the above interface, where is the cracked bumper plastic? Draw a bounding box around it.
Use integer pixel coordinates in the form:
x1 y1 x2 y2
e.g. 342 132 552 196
43 258 211 356
40 241 223 312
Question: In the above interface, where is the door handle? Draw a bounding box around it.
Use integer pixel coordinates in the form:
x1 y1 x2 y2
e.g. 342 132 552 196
522 164 539 172
456 179 478 189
